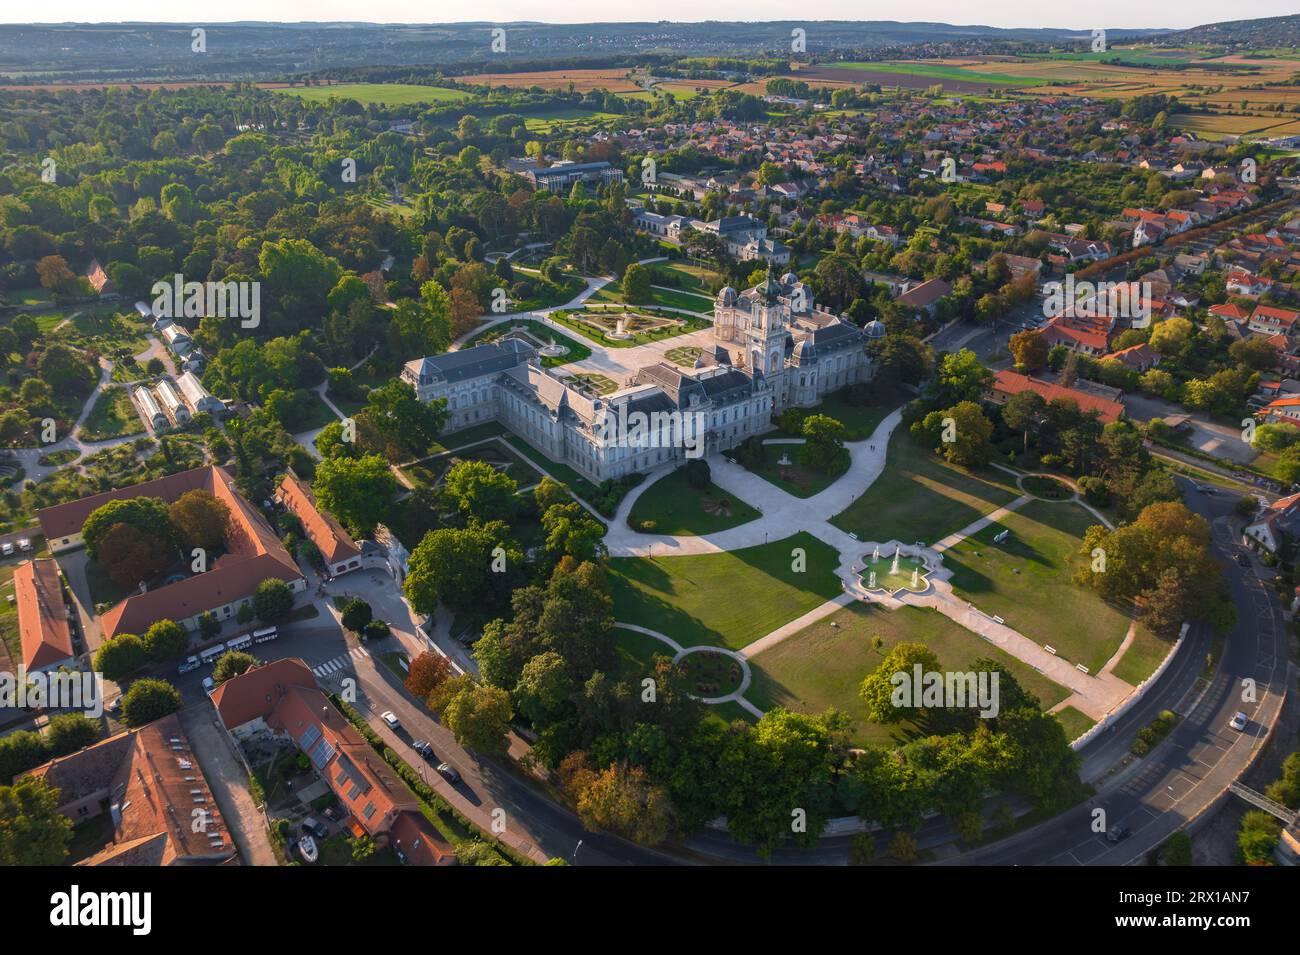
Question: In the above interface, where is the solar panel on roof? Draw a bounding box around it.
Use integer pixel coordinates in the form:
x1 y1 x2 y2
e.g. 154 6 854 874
309 737 336 770
298 724 322 751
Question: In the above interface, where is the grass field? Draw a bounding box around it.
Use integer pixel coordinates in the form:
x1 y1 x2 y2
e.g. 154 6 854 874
401 440 542 491
1111 623 1174 686
586 281 715 314
831 430 1020 545
813 391 893 442
745 451 844 499
521 109 624 132
275 83 472 105
609 531 844 651
1052 706 1097 742
648 261 728 295
468 318 592 368
941 500 1130 674
78 386 145 441
837 61 1043 86
626 467 760 536
457 69 640 93
746 602 1071 747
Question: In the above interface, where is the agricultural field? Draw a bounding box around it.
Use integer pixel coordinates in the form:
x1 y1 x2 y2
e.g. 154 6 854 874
457 69 640 93
274 82 472 105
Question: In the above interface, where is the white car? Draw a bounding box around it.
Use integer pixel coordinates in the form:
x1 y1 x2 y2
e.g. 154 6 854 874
297 834 319 863
17 538 31 552
380 711 401 730
201 676 215 695
1 542 12 557
1229 711 1249 732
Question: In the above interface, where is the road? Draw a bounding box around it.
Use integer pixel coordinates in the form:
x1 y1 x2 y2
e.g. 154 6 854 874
942 477 1290 865
176 620 678 867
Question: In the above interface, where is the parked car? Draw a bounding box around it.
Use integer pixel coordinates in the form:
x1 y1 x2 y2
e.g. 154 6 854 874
412 740 436 761
17 538 31 552
380 711 401 730
1105 824 1131 844
201 676 215 694
436 762 461 784
296 835 319 863
1235 553 1251 567
1 542 13 557
177 655 201 675
1229 711 1249 732
301 817 328 839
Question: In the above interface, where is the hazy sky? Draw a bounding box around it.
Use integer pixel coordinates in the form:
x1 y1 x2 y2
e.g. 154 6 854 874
3 2 1295 30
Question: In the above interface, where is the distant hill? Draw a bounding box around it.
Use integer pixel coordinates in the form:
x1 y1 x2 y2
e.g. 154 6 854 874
1153 14 1300 49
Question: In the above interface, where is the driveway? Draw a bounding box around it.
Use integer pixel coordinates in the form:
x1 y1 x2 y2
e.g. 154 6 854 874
180 704 278 866
1121 391 1257 464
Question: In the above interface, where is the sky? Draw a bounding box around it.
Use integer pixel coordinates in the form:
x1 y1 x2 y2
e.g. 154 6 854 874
2 2 1296 31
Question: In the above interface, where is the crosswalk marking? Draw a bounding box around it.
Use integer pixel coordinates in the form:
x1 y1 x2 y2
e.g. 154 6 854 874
312 645 369 677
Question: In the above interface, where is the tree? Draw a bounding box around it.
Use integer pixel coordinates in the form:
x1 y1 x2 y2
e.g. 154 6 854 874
1238 810 1282 865
800 414 849 473
404 522 522 614
443 459 518 524
340 598 373 633
540 502 606 563
1002 389 1046 452
120 678 183 727
576 763 676 846
197 612 221 640
513 650 576 725
359 380 447 461
312 454 398 536
921 401 994 468
0 777 73 866
143 619 189 660
1008 329 1049 372
533 476 570 513
315 420 359 460
45 714 100 756
622 263 652 303
1229 336 1281 372
36 254 77 293
93 634 149 683
251 578 295 624
169 488 234 553
934 349 992 406
429 675 513 757
1149 317 1193 356
95 522 174 588
82 496 178 562
38 344 94 395
212 651 259 684
860 642 941 723
405 650 453 700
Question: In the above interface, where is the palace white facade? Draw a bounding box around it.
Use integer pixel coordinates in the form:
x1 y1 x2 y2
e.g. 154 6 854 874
401 271 873 483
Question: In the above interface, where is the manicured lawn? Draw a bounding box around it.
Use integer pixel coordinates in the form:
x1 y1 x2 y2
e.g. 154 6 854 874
0 577 20 669
1111 624 1174 686
548 306 709 348
647 261 728 295
611 626 677 682
78 386 144 441
746 602 1070 747
586 281 715 314
401 440 543 491
831 429 1020 545
608 531 843 651
942 500 1130 674
626 467 760 536
745 448 844 499
1052 705 1096 743
287 393 341 434
814 390 892 442
504 435 603 503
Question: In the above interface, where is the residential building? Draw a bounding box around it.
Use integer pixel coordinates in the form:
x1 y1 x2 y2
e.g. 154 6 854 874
897 278 953 316
1244 492 1300 554
22 713 235 865
212 659 454 865
37 465 306 639
274 473 363 578
984 369 1125 424
14 558 75 673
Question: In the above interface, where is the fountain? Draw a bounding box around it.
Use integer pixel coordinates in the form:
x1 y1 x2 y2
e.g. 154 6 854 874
868 570 877 589
608 314 633 340
537 332 568 358
872 545 880 562
911 567 919 589
890 544 901 575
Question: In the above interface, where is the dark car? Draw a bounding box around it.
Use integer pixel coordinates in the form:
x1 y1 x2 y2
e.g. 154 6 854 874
1105 824 1131 844
1235 553 1250 567
412 740 436 762
300 817 328 840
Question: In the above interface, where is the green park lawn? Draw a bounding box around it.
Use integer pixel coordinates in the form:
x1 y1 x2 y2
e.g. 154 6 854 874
745 448 845 499
608 531 843 651
401 439 543 491
813 390 892 442
611 626 678 682
745 602 1070 748
831 429 1020 545
468 319 592 368
626 467 760 536
648 261 727 295
78 386 145 441
586 281 715 314
1110 624 1174 686
276 83 472 105
1051 705 1097 743
941 500 1131 675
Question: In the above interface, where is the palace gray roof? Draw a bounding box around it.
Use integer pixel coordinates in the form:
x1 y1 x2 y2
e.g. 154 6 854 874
404 339 533 384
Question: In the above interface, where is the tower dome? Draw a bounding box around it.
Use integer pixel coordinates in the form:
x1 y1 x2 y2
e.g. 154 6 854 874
864 319 887 340
716 286 737 306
